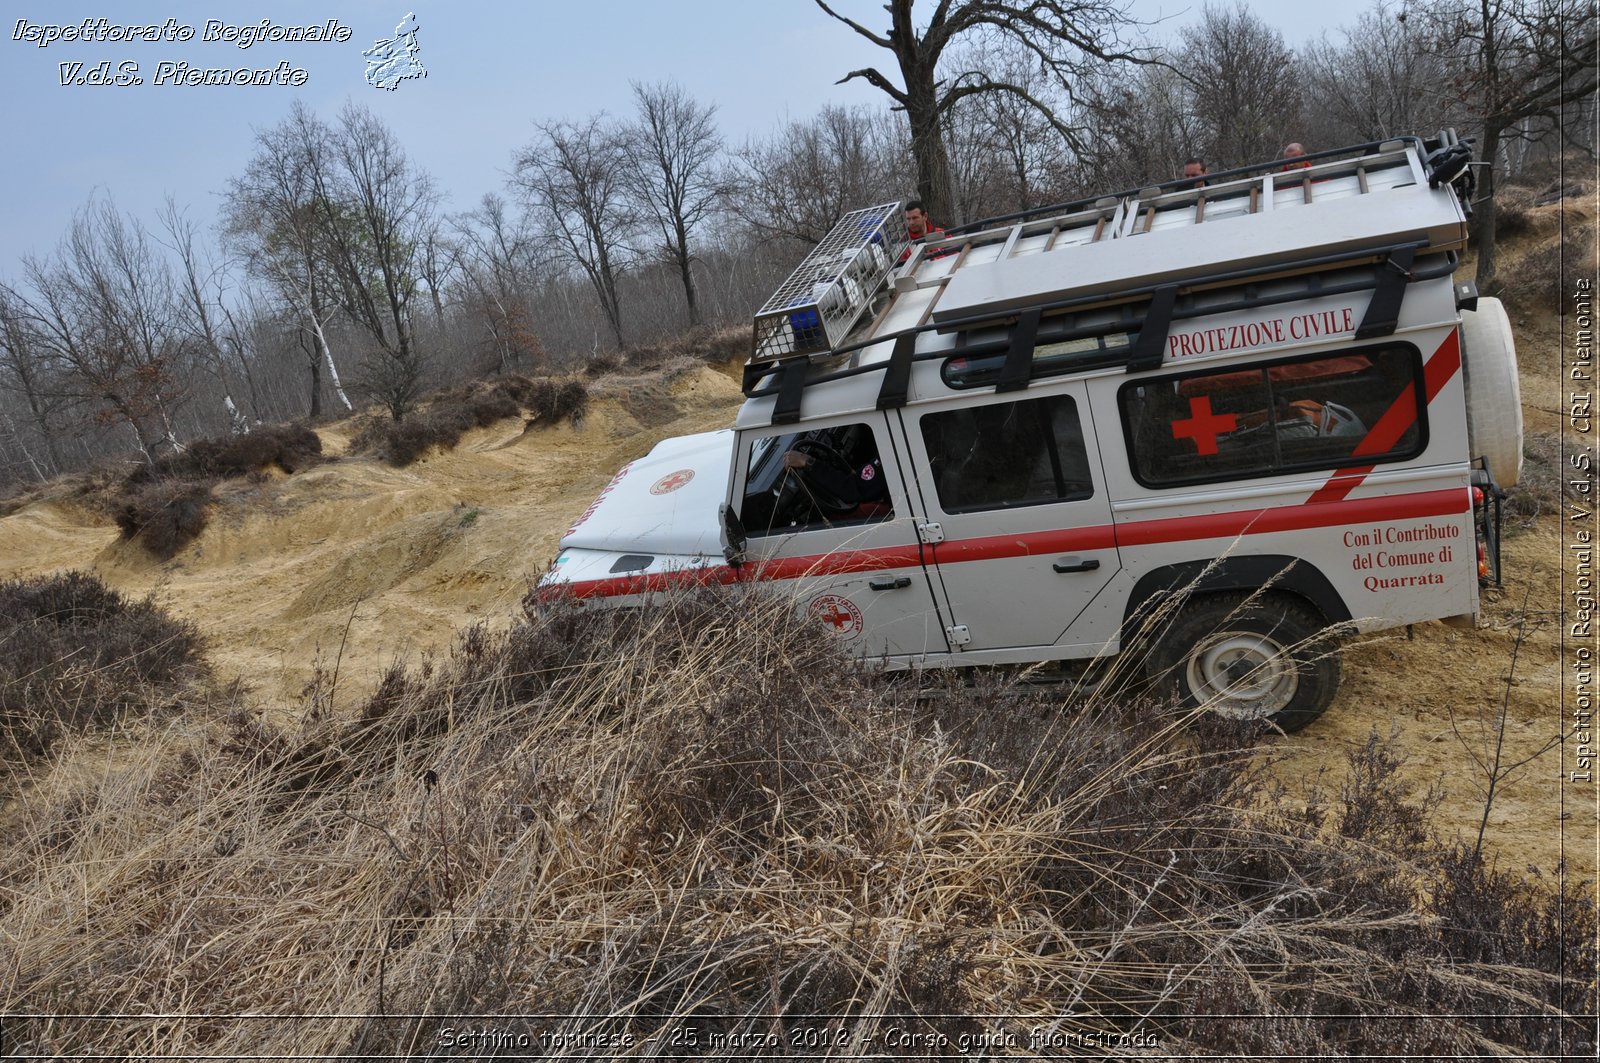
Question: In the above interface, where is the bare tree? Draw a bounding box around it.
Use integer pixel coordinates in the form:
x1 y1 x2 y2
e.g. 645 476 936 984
516 117 637 349
452 193 546 373
159 198 253 435
945 43 1082 219
1078 61 1201 188
624 81 724 328
1411 0 1599 290
223 103 353 418
0 286 70 479
1179 3 1303 170
814 0 1146 223
1300 3 1460 146
317 102 440 419
19 199 190 460
726 105 909 245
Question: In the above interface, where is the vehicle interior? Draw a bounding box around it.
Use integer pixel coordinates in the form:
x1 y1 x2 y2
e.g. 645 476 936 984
739 422 893 535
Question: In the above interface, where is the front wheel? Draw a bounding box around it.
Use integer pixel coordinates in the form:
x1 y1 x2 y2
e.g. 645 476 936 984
1147 592 1341 733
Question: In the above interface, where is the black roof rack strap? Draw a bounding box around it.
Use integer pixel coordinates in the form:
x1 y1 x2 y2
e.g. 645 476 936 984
875 333 917 410
1128 285 1178 373
1355 245 1416 339
995 308 1042 392
771 359 809 425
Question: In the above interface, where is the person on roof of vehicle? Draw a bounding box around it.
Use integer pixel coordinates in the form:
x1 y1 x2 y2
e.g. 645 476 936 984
1181 157 1209 188
901 200 956 263
1280 142 1312 171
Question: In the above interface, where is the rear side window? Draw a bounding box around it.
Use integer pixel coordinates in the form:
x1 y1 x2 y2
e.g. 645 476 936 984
920 394 1093 513
1119 345 1425 487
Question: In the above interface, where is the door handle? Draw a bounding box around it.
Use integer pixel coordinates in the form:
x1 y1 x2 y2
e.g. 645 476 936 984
869 576 913 591
1052 558 1101 574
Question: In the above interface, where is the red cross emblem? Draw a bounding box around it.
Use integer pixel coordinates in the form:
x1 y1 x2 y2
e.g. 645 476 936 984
1171 396 1238 456
807 593 863 640
649 469 695 495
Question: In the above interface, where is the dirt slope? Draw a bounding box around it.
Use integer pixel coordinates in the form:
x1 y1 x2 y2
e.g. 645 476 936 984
1 199 1592 881
0 364 740 714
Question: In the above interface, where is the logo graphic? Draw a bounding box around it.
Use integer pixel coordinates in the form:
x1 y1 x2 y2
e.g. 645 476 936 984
808 594 864 641
860 463 876 481
1170 395 1238 456
650 469 695 495
364 12 425 90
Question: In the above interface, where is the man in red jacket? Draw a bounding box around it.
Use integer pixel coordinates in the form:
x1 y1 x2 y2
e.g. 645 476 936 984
902 199 954 262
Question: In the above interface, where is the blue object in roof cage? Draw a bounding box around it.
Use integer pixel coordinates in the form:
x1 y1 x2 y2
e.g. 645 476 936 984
787 304 826 351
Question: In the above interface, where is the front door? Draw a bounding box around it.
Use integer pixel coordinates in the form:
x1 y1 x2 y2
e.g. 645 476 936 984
733 412 949 660
898 384 1122 655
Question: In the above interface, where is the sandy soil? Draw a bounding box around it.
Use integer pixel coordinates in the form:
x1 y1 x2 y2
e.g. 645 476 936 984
2 202 1594 883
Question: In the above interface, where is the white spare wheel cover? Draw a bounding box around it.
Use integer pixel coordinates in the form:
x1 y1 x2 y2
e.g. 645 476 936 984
1458 296 1523 487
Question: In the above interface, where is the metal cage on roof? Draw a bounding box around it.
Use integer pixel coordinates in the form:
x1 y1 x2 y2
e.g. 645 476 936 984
751 202 908 363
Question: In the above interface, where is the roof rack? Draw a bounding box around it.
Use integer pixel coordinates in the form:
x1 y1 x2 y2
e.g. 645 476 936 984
749 202 907 364
741 133 1476 419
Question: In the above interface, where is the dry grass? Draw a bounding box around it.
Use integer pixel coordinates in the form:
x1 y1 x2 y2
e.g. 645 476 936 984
0 591 1591 1058
1507 430 1598 532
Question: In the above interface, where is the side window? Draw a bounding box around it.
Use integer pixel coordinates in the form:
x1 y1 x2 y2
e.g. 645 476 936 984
920 394 1093 513
1120 345 1425 487
738 422 894 536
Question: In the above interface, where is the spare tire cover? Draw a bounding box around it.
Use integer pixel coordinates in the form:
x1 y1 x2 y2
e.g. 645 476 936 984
1458 296 1523 487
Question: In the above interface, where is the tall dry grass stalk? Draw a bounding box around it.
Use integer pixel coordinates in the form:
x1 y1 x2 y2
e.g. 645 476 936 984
0 588 1591 1058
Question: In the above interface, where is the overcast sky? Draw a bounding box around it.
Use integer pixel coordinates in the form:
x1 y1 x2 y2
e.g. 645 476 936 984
1 0 1379 280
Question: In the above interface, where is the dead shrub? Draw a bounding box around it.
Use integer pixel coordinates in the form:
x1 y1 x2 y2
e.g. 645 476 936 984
123 424 325 486
1499 220 1599 316
0 572 206 761
113 480 213 559
583 351 625 377
1491 184 1537 241
351 375 588 466
102 425 327 559
520 377 588 427
1506 431 1595 531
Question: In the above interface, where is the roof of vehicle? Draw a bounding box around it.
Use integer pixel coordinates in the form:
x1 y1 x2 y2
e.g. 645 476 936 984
737 134 1474 430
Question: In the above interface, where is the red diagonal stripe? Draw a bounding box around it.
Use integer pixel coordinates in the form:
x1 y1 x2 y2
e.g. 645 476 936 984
1307 330 1461 505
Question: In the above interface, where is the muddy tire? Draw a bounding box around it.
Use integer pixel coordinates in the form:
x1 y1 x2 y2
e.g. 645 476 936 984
1147 592 1341 733
1459 296 1523 487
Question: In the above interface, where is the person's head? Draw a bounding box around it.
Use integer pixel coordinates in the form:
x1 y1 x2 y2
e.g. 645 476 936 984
1283 142 1306 160
904 200 931 239
1182 158 1207 180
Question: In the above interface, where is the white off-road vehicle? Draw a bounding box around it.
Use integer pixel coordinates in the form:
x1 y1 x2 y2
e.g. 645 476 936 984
539 132 1520 732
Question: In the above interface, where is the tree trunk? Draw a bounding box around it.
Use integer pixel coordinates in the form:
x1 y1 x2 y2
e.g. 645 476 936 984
904 71 956 225
677 245 701 328
309 314 353 413
1474 123 1502 294
307 343 323 420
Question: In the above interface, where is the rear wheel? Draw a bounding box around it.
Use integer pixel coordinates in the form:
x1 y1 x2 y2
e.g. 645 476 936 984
1147 592 1341 733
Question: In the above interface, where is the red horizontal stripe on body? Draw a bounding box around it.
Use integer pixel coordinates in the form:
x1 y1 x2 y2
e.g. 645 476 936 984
1112 487 1467 547
548 488 1468 600
930 524 1117 562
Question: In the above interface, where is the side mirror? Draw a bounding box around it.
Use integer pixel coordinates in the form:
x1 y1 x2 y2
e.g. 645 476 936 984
719 503 747 566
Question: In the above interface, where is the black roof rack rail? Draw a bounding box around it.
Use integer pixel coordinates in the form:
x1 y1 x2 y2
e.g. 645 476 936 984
744 245 1457 417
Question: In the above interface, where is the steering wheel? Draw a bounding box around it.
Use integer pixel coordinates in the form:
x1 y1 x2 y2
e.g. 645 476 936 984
784 438 858 515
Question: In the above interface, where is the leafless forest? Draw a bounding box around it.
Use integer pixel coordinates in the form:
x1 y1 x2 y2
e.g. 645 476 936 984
0 0 1592 488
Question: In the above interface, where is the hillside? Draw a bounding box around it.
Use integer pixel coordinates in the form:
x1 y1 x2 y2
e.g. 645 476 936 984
0 193 1592 890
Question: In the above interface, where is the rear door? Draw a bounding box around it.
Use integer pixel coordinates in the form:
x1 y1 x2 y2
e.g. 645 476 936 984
898 384 1123 654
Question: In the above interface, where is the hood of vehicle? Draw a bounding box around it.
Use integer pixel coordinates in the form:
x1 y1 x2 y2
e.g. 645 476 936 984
559 429 734 557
